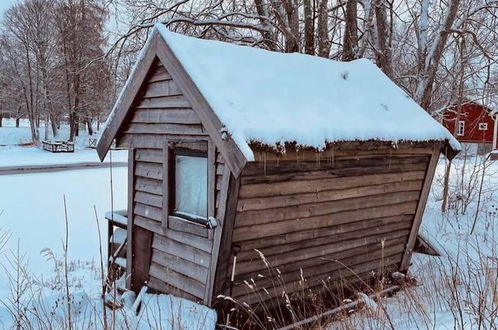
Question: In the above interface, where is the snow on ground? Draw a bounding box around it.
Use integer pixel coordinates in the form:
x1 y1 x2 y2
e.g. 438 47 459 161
0 147 127 167
329 155 498 329
0 118 127 166
0 167 127 322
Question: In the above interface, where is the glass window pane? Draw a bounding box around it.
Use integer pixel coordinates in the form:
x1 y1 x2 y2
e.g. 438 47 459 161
175 155 207 218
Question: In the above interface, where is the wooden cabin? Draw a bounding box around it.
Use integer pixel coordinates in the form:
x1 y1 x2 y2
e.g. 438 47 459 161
97 24 460 313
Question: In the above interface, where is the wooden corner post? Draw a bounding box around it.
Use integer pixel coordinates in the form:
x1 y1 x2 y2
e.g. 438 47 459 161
126 148 135 288
400 147 440 271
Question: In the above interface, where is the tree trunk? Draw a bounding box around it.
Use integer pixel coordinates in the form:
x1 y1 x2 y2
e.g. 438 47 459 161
0 114 3 127
343 0 358 61
416 0 460 110
16 117 20 128
283 0 299 52
374 0 393 77
441 160 452 212
316 0 329 57
86 119 93 135
254 0 276 50
44 115 49 140
50 114 59 138
303 0 314 55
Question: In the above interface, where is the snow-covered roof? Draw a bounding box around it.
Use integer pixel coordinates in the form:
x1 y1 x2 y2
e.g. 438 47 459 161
99 24 461 165
153 25 460 159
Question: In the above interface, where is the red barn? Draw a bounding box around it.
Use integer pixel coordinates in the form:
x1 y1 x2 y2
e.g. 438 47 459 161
442 101 497 154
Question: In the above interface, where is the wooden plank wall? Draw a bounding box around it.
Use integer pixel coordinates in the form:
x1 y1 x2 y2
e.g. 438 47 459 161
116 60 228 303
226 148 433 305
117 61 208 148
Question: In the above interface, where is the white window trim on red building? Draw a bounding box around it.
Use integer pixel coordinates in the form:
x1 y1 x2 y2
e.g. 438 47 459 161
457 121 465 136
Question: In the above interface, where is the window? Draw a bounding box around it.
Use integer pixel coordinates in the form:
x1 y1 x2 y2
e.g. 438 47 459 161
457 121 465 136
168 148 208 225
479 123 488 131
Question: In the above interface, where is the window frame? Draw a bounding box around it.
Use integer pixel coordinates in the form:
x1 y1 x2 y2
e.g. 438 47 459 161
162 139 215 230
169 148 208 224
457 120 465 136
479 122 488 131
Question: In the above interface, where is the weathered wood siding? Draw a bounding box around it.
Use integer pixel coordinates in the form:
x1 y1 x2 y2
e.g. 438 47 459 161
224 148 433 305
117 59 229 302
117 61 208 148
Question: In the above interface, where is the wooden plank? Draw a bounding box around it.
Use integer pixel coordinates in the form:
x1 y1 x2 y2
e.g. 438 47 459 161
242 157 429 184
152 248 209 283
135 148 162 163
206 164 231 305
126 148 135 288
233 229 409 275
238 171 426 198
237 214 413 251
135 216 212 253
96 39 158 160
234 220 412 262
119 134 209 149
232 242 405 298
135 205 208 238
400 148 440 271
211 174 240 301
216 163 225 175
131 225 153 292
131 108 201 125
236 254 403 305
233 237 407 285
148 276 199 302
134 191 162 208
235 191 420 226
147 66 172 83
162 141 169 228
134 215 162 232
208 142 216 220
135 161 162 180
134 202 162 221
136 95 191 109
149 262 205 298
168 215 209 238
232 201 418 241
124 122 205 135
216 152 225 164
152 234 211 268
237 180 423 212
135 176 162 195
156 36 247 177
143 79 182 98
250 145 435 163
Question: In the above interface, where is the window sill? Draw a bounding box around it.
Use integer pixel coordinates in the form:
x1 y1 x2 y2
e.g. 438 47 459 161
172 211 209 227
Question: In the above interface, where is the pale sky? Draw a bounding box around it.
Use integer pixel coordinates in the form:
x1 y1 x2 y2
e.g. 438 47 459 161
0 0 17 16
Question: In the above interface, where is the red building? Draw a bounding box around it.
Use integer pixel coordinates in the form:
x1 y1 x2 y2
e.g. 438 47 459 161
442 102 497 153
